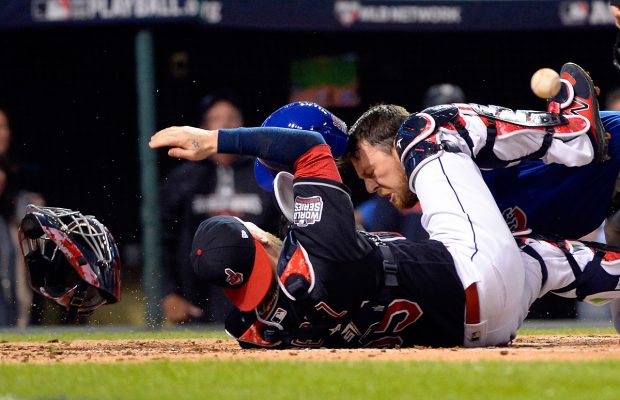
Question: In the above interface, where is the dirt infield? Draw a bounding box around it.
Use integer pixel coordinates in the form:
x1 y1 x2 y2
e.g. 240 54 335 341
1 335 619 363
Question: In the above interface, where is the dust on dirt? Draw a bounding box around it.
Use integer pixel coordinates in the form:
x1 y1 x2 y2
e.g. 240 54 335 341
1 335 619 364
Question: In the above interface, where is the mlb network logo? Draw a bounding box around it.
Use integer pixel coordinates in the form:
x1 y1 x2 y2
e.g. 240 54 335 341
293 196 324 227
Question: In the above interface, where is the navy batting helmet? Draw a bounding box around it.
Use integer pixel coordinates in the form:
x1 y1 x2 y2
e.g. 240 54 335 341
18 205 122 315
254 102 348 191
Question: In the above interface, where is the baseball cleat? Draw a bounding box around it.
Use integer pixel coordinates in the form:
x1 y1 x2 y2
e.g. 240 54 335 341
548 62 608 163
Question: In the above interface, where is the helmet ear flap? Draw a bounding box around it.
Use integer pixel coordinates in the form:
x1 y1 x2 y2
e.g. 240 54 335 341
21 214 44 239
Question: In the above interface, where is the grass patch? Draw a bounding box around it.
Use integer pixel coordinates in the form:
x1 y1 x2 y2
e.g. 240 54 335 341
0 328 230 342
518 326 617 335
0 327 618 399
0 360 619 400
1 325 615 343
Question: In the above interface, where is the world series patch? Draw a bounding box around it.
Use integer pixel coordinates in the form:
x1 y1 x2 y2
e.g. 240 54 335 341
294 195 324 227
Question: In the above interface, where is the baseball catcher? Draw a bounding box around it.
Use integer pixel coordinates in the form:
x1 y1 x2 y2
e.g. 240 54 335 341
347 62 615 240
18 205 122 318
149 96 620 348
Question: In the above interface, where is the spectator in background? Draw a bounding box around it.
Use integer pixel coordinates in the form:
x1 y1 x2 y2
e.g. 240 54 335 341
354 84 465 240
606 87 620 111
0 107 45 327
0 108 11 157
0 158 17 326
159 93 280 324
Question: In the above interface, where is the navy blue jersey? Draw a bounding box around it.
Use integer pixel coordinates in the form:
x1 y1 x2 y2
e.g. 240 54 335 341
483 111 620 238
225 144 464 348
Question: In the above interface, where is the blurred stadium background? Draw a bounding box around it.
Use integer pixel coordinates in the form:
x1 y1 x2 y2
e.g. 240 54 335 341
0 0 617 327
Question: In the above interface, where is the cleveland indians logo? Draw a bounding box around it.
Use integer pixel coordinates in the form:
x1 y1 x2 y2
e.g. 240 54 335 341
502 206 527 232
224 268 244 286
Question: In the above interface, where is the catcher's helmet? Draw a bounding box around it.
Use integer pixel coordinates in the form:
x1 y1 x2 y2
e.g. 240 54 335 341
18 205 121 315
254 102 348 191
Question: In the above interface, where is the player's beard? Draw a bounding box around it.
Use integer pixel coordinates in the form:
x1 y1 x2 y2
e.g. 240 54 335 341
391 170 418 210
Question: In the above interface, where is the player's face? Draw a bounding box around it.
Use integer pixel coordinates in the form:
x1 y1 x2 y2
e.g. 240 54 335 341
351 140 417 210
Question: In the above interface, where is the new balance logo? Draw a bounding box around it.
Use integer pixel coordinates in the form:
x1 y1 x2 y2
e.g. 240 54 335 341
568 98 589 115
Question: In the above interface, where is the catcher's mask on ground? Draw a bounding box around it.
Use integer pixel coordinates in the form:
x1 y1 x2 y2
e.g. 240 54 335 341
18 205 122 315
254 101 349 191
191 215 273 312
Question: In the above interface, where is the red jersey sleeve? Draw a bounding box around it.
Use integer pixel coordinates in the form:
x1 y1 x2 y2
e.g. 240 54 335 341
293 144 342 183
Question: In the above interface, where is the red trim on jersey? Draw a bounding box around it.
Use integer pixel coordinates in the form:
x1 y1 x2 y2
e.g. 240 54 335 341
456 104 473 113
465 283 480 325
280 245 314 292
238 320 280 348
294 144 342 182
478 116 493 127
442 123 457 133
315 301 348 318
554 115 588 136
425 133 440 144
602 249 620 263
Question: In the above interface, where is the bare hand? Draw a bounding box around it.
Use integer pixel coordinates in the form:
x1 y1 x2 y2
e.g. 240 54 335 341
161 293 204 323
149 126 218 161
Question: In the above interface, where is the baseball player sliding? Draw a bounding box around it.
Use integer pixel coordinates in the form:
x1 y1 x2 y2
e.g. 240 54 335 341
150 92 620 347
